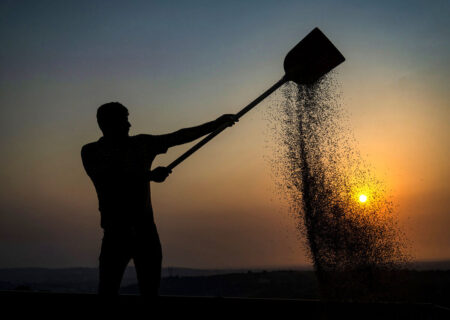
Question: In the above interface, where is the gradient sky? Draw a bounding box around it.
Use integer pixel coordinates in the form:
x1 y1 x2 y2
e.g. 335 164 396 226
0 0 449 268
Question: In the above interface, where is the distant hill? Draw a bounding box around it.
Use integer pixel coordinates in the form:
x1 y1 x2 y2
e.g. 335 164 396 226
1 268 449 307
0 265 315 289
0 259 447 283
0 260 448 298
0 266 315 294
407 260 450 271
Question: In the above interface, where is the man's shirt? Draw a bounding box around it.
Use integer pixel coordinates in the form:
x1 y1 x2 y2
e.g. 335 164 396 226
81 134 170 229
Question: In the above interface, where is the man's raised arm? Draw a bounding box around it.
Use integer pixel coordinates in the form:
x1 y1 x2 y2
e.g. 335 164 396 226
157 114 237 148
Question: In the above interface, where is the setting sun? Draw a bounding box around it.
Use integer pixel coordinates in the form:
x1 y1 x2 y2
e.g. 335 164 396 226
359 194 368 203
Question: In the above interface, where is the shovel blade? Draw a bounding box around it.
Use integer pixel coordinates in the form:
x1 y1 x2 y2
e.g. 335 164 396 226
284 28 345 85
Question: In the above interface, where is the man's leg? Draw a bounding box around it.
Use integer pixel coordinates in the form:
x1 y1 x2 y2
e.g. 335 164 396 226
133 226 162 297
98 230 132 295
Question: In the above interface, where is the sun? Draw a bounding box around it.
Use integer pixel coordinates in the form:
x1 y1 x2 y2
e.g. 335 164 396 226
359 194 368 203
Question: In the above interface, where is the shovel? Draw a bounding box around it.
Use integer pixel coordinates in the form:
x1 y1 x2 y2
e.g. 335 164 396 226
167 27 345 171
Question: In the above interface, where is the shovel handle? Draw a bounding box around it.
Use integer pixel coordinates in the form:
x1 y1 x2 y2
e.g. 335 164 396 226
167 75 288 171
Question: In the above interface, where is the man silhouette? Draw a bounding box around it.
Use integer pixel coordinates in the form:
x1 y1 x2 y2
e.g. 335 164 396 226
81 102 236 296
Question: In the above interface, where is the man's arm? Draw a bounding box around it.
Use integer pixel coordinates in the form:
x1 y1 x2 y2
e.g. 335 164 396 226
81 144 98 180
155 114 237 149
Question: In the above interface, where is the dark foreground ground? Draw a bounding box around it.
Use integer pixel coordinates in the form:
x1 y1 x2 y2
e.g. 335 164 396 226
1 291 449 319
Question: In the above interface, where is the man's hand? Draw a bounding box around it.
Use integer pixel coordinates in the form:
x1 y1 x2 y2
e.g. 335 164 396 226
149 166 172 183
215 114 238 129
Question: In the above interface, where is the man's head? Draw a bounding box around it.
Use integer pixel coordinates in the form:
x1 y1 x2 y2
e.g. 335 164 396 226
96 102 131 138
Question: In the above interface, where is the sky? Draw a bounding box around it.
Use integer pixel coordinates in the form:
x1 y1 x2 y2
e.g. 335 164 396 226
0 0 449 268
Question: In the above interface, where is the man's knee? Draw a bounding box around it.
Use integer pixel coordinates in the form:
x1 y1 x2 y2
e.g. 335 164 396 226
98 248 131 295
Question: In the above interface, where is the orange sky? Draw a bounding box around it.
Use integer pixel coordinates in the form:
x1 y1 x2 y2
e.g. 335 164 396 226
0 1 449 268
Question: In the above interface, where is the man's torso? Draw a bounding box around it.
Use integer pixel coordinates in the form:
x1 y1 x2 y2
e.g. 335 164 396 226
81 135 167 229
